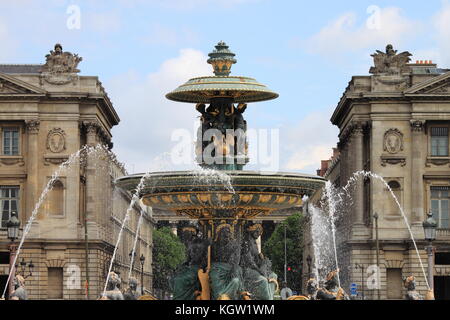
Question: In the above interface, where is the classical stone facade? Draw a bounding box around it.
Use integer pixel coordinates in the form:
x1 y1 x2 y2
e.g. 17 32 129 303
307 45 450 299
0 44 154 299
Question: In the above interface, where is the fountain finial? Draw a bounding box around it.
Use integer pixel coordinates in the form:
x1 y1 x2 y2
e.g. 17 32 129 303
207 41 236 76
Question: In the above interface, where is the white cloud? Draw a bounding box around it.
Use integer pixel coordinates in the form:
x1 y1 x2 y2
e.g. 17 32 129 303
433 1 450 65
304 7 422 57
0 21 17 61
85 11 122 34
281 109 338 173
146 0 262 10
108 48 211 173
141 23 200 47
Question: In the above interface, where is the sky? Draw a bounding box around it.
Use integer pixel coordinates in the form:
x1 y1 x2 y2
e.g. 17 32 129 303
1 0 450 174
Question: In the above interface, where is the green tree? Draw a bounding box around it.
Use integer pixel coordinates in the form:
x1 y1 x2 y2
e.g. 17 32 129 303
152 226 186 298
263 212 304 292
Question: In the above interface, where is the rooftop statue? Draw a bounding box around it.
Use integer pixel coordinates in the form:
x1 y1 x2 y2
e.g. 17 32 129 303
42 43 82 74
369 44 412 75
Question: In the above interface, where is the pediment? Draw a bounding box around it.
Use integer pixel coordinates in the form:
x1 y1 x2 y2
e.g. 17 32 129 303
404 71 450 95
0 72 46 95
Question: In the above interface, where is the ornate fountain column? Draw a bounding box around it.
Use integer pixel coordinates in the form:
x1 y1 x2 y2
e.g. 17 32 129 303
25 120 40 223
410 120 425 224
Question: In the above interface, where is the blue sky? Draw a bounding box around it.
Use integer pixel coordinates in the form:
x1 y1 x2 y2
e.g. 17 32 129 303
1 0 450 174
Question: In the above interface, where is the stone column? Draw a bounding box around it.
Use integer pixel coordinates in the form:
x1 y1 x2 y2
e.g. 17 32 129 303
410 120 425 224
353 122 365 225
25 120 40 223
83 121 99 238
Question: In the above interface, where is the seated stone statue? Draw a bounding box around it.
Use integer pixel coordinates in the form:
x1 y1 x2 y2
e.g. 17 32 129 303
172 226 210 300
240 223 277 300
316 270 349 300
210 223 243 300
10 275 27 300
123 277 140 300
404 275 434 300
102 272 124 300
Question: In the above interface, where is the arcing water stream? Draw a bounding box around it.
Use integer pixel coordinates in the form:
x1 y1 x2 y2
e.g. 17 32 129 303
1 144 111 299
310 170 430 291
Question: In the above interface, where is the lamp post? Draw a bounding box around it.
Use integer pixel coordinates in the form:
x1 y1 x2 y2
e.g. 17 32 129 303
284 223 287 284
6 211 20 298
422 212 437 291
355 263 365 300
373 212 380 300
140 254 145 295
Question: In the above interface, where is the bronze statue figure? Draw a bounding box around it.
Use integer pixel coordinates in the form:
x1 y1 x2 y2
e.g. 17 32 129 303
210 223 243 300
240 223 278 300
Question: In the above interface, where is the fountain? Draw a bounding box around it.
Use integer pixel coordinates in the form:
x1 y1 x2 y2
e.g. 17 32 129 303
115 41 326 300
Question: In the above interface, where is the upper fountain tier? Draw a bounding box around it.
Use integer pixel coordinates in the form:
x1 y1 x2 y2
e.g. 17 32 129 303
166 41 278 103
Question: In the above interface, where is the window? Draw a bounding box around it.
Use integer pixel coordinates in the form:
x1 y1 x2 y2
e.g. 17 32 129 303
431 187 450 229
435 253 450 265
431 127 449 156
0 186 20 228
2 127 19 155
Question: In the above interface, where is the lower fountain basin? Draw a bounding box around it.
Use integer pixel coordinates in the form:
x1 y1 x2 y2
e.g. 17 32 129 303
115 170 325 219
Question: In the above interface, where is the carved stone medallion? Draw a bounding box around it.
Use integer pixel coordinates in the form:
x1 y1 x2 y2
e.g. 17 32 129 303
46 128 66 153
384 129 403 154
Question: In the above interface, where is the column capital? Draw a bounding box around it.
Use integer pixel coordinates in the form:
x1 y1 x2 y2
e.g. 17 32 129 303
25 119 40 134
82 121 99 134
410 119 425 132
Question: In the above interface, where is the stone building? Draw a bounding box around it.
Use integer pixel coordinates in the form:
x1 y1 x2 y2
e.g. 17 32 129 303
306 45 450 299
0 44 153 299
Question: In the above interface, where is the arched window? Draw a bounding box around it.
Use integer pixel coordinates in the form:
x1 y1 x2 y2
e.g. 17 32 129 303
47 180 64 216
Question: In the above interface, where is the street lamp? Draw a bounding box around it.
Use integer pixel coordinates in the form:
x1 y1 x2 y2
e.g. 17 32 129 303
373 212 380 300
7 211 20 241
18 258 34 279
6 211 20 298
140 254 146 295
423 211 437 291
355 263 365 300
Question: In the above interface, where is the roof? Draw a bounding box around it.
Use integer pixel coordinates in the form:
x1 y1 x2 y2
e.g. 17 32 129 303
0 64 42 74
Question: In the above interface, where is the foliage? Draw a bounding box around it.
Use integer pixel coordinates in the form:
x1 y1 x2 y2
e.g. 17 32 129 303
263 212 304 292
152 226 186 295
